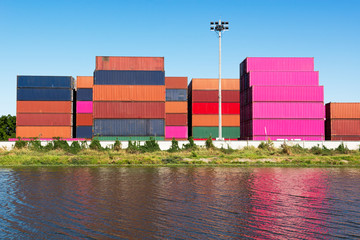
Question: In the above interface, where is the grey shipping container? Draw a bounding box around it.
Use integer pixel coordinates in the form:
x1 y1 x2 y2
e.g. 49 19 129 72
94 71 165 85
94 119 164 136
166 89 187 101
17 76 74 89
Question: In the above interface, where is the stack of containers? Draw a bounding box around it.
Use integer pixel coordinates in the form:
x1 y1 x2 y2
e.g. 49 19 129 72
165 77 188 140
93 56 165 140
188 78 240 139
240 57 324 140
325 103 360 140
16 76 74 138
76 76 93 139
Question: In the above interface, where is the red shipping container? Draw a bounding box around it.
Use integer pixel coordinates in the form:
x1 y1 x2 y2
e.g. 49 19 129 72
16 113 72 126
165 77 188 89
192 103 240 114
329 136 360 141
96 56 164 71
191 90 240 102
76 114 93 126
165 114 187 126
327 119 360 136
94 102 165 119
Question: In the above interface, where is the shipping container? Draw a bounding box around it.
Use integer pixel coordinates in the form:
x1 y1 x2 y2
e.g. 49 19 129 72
93 85 165 101
94 71 165 85
191 79 240 90
191 90 240 103
192 127 240 139
17 76 74 89
17 88 73 101
16 126 72 138
94 119 164 136
192 103 240 114
76 89 93 101
76 126 92 139
165 114 187 126
253 136 324 141
241 57 314 75
165 126 188 139
252 119 324 136
77 101 93 114
17 101 72 113
166 89 187 101
94 136 165 141
165 77 188 89
165 102 187 113
76 76 93 89
93 102 165 118
96 56 164 71
326 119 360 136
328 136 360 141
192 114 240 127
325 103 360 119
76 114 93 126
250 86 324 102
16 113 72 126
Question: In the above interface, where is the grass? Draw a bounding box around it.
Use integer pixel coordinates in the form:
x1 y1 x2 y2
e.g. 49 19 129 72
0 143 360 167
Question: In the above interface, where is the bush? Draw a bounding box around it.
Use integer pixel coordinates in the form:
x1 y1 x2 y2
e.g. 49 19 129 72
53 139 69 151
220 144 235 154
310 145 322 155
140 137 160 152
43 142 54 151
28 139 43 151
205 136 215 149
126 141 140 154
280 142 291 155
89 139 102 151
336 143 349 154
168 138 180 152
258 140 274 151
114 140 121 151
183 136 197 150
80 141 88 149
14 138 27 149
69 141 82 154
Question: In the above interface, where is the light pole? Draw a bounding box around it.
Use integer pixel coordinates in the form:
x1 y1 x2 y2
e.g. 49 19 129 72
210 20 229 141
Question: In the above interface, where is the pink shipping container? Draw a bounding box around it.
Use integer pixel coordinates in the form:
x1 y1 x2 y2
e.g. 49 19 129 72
252 119 324 136
252 102 325 119
77 101 93 114
253 136 324 141
248 71 319 87
165 126 188 139
252 86 324 102
241 57 314 75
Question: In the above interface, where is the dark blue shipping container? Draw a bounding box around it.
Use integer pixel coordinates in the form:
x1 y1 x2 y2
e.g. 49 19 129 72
94 71 165 85
17 76 74 88
76 126 92 139
76 89 93 101
166 89 187 101
17 88 73 101
94 119 164 136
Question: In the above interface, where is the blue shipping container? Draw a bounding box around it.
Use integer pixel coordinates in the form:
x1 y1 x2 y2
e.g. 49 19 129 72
94 71 165 85
17 76 74 89
76 126 92 139
166 89 187 101
76 89 93 101
17 88 73 101
94 119 164 136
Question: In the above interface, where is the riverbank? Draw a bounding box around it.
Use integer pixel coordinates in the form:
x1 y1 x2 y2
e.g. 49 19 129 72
1 145 360 167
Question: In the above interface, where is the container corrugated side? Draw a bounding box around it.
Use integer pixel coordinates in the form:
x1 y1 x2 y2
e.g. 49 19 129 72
165 102 187 114
246 57 314 73
326 103 360 119
192 127 240 139
76 114 93 126
191 79 240 90
94 71 165 85
165 126 188 139
17 101 72 113
93 85 165 101
192 103 240 114
165 114 187 126
77 76 93 89
252 86 324 102
96 56 164 71
94 102 165 119
76 89 93 101
94 119 164 136
76 126 92 139
165 77 188 89
16 126 72 138
192 90 240 103
327 119 360 136
17 76 74 89
192 114 240 127
77 101 93 114
253 136 324 141
166 89 187 101
329 136 360 141
17 89 73 101
16 113 72 126
94 136 165 141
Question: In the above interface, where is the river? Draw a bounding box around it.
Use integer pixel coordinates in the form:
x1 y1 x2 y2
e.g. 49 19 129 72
0 167 359 239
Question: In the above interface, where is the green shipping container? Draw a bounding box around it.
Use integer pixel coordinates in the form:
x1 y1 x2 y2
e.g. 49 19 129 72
94 136 165 141
192 127 240 139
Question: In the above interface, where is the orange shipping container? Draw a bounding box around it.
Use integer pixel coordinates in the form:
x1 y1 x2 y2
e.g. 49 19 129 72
326 103 360 119
96 56 164 71
93 85 165 101
16 126 72 138
76 114 93 126
165 102 187 113
77 76 93 89
165 77 188 89
17 101 72 113
192 114 240 127
191 78 240 90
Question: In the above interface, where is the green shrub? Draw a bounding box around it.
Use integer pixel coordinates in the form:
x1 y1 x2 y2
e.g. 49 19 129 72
126 141 140 154
168 138 180 152
336 143 349 154
28 139 43 151
321 145 333 156
220 144 235 154
53 139 69 151
114 140 121 151
43 142 54 151
191 151 198 158
290 144 306 154
14 138 27 149
280 142 291 155
140 137 160 152
89 139 102 151
183 136 197 150
258 140 274 151
80 141 88 149
310 145 322 155
69 141 82 154
161 156 181 164
205 136 215 149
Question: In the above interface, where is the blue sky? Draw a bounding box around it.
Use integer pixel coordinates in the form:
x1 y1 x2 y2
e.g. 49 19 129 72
0 0 359 115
